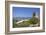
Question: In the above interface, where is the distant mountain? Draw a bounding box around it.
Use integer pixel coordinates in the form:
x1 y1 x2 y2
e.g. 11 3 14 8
13 17 31 21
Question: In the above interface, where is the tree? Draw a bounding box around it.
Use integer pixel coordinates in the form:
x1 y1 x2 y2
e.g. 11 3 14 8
28 17 39 26
33 12 36 17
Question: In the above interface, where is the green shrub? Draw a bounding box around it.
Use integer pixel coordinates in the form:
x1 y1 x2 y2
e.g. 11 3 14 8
28 17 39 25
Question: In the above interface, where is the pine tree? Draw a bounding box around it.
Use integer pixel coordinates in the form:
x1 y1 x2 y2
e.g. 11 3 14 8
33 12 36 17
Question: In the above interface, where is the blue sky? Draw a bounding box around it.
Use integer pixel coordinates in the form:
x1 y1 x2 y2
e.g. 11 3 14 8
12 7 40 17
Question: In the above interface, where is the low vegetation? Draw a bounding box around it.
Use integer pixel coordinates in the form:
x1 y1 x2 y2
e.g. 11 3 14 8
13 17 40 28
